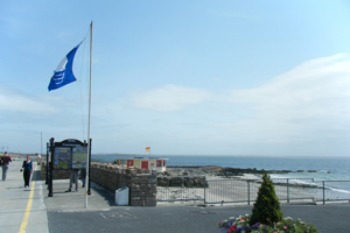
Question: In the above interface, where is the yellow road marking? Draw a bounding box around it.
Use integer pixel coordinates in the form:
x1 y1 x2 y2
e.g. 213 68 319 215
18 181 35 233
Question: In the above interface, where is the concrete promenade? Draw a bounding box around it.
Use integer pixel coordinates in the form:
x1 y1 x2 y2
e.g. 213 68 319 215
1 159 350 233
0 159 48 233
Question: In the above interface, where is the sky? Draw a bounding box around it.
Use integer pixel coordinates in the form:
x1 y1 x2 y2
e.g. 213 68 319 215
1 1 350 157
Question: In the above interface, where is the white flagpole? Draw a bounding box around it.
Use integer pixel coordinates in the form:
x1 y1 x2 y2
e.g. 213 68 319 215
85 21 93 208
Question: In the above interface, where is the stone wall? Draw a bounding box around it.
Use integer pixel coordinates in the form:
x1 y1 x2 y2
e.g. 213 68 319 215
40 162 158 206
89 163 157 206
90 163 157 206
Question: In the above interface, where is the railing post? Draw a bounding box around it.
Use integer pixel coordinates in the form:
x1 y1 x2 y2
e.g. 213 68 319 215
322 181 325 205
247 180 251 205
167 178 170 201
287 178 290 204
182 184 184 202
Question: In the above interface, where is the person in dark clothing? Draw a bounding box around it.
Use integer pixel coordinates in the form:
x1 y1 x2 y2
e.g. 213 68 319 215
80 168 86 188
66 169 79 192
1 151 12 181
21 155 33 189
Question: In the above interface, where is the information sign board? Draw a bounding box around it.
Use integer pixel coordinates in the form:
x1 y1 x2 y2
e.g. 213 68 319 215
53 139 88 170
54 147 71 169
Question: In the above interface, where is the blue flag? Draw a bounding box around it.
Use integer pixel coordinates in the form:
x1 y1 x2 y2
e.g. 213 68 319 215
48 43 81 91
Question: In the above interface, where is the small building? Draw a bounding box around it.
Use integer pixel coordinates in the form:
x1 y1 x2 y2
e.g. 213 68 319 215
117 157 167 173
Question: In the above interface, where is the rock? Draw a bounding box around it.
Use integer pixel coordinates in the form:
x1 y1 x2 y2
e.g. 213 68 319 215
169 177 184 186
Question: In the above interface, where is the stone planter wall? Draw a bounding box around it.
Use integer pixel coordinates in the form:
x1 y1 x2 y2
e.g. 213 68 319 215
40 162 157 206
90 163 157 206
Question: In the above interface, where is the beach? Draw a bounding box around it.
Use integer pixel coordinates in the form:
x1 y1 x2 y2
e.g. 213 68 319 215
157 166 336 205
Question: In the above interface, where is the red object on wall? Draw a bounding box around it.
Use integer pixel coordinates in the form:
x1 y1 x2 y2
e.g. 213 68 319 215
127 160 134 167
141 161 148 170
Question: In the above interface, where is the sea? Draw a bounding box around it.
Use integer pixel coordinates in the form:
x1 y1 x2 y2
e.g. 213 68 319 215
92 154 350 199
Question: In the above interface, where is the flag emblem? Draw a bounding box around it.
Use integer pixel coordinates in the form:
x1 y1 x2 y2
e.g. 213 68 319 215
48 43 81 91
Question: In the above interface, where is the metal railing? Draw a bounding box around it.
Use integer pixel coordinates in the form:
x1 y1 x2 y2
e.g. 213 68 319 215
156 177 350 205
157 186 205 203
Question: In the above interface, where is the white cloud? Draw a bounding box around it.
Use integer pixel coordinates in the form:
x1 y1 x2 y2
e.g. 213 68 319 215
0 89 55 114
226 53 350 144
131 84 212 111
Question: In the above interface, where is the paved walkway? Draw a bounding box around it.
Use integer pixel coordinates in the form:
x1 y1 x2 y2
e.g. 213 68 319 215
1 159 350 233
0 159 111 233
0 159 48 233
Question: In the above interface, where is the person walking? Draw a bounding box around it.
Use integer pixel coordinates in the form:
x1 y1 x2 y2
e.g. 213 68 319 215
21 155 33 189
1 151 12 181
80 168 86 188
66 169 79 192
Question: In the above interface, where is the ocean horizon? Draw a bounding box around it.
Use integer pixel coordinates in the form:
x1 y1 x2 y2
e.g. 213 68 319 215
92 153 350 167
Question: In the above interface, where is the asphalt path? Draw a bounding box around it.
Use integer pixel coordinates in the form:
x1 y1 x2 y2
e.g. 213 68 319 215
47 204 350 233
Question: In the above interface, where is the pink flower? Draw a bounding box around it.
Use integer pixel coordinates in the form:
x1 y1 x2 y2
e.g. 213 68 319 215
284 225 288 230
226 224 236 233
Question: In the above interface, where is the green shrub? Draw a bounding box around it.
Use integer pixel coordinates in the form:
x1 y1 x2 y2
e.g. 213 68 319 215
249 172 283 225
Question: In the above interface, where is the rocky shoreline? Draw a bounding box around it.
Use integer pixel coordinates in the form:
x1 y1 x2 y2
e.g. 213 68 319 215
165 165 318 177
157 165 319 188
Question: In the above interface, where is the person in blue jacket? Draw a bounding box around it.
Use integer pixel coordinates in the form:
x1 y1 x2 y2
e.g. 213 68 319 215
21 155 33 189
